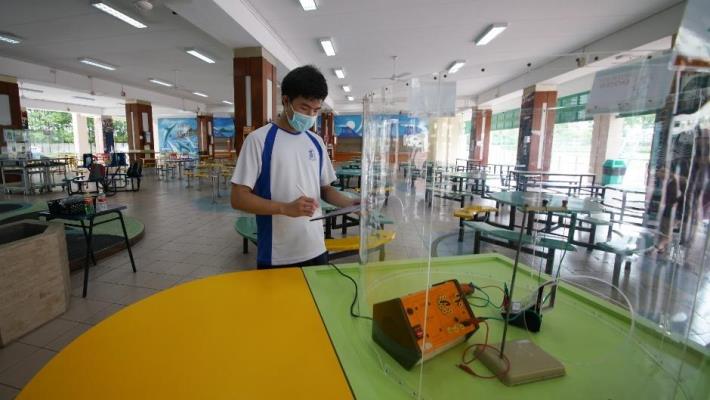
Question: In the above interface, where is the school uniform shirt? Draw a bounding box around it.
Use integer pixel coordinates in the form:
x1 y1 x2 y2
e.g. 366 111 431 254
231 123 337 266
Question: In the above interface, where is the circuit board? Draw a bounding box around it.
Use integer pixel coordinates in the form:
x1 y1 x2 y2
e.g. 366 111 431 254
399 280 478 357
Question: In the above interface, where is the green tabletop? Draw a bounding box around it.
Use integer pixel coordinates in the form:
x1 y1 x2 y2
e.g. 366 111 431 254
336 169 361 177
303 254 708 400
489 191 604 214
445 171 488 180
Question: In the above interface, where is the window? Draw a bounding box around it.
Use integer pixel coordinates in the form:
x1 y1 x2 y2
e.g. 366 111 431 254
26 108 74 155
488 128 518 165
489 109 521 166
112 117 129 153
617 114 655 185
550 120 594 173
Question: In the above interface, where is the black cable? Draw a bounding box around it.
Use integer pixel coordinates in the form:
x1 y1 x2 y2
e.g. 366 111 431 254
329 263 373 321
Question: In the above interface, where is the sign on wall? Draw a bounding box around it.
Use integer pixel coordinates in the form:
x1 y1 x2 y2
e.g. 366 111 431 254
586 54 675 115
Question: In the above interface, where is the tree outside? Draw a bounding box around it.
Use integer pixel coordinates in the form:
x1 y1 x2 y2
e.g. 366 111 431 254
113 118 128 143
27 109 74 144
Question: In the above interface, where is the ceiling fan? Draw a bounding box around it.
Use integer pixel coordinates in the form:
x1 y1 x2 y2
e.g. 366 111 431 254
371 56 412 82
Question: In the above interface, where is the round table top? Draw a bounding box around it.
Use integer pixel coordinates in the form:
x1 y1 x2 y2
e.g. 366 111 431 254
18 269 352 400
488 191 604 213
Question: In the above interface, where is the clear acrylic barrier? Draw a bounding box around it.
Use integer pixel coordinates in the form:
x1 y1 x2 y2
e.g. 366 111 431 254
343 52 710 399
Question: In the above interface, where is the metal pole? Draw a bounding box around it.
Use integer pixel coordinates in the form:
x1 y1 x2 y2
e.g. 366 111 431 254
499 206 529 358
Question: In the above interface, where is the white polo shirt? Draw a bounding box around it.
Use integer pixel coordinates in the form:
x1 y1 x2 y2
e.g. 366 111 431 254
231 123 337 266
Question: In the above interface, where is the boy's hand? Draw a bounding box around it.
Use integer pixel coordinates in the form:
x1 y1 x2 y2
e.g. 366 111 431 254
281 196 319 217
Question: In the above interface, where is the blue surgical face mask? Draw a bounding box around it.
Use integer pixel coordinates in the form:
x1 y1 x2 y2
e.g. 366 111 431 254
288 103 317 132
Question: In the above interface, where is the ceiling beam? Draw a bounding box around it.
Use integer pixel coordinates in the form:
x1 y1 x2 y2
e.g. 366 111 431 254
475 2 685 106
21 98 104 116
0 55 207 115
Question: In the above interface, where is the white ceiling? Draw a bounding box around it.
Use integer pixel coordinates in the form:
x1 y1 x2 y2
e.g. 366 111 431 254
245 0 681 109
0 0 258 107
0 0 683 114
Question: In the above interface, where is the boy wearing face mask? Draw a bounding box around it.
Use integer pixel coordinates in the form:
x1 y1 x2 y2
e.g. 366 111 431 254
230 65 356 269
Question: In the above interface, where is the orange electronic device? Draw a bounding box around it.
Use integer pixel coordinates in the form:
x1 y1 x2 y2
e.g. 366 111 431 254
372 280 479 369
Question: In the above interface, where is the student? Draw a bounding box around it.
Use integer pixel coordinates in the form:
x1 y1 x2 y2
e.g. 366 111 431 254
230 65 356 269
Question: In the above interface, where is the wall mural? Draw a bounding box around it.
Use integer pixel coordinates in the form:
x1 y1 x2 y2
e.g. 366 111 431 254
334 114 427 138
212 117 235 138
334 114 363 137
158 117 198 154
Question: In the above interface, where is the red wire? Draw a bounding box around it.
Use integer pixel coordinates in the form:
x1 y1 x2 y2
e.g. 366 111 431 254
457 320 511 379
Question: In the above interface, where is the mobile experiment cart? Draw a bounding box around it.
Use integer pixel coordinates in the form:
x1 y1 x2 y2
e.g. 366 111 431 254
18 255 708 399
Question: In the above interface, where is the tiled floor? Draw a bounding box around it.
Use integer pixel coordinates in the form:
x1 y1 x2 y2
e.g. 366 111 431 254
0 171 708 397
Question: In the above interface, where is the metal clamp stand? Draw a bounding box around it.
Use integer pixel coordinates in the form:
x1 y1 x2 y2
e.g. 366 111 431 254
477 204 566 386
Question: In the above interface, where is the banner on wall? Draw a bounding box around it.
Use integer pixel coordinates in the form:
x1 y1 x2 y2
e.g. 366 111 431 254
158 117 198 154
212 117 235 138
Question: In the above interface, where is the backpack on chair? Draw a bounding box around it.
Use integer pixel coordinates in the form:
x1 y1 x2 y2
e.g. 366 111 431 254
127 160 143 191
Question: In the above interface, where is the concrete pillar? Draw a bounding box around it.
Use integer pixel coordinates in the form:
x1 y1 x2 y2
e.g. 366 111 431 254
589 114 625 180
234 47 277 154
93 116 104 154
72 113 91 156
125 100 154 162
197 114 213 156
320 112 335 159
469 108 492 163
0 75 22 152
516 85 557 171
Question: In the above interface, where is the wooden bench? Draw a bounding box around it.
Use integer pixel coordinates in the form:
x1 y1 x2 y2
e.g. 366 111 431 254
595 232 655 285
453 205 497 242
464 221 576 274
235 216 396 261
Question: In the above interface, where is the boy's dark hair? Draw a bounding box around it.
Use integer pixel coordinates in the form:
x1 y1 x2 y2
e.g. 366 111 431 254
281 65 328 102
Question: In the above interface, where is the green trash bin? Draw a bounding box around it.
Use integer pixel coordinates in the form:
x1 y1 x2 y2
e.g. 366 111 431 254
602 159 627 185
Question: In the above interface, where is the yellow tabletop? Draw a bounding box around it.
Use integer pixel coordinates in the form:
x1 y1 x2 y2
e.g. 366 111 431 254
19 269 353 400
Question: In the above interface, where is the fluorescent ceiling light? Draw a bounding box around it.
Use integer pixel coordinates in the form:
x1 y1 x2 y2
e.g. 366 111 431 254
334 68 345 79
0 32 21 44
74 96 95 101
342 85 351 93
298 0 318 11
193 91 208 98
222 100 233 105
320 38 336 56
185 48 215 64
347 96 354 101
447 60 466 74
149 78 174 87
475 23 507 46
92 2 147 29
79 58 117 71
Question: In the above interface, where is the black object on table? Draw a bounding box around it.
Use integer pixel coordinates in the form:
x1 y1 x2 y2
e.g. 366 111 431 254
39 205 137 298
